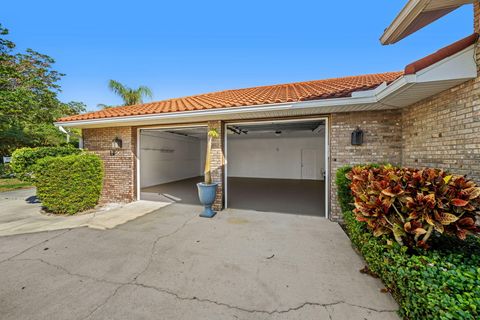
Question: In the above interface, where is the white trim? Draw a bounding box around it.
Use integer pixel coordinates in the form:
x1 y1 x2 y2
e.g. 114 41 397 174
380 0 473 45
136 123 209 201
55 95 378 128
224 122 228 209
224 117 330 219
324 116 329 219
380 0 429 45
136 127 141 201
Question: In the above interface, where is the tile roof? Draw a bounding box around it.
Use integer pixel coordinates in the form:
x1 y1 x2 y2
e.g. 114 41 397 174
404 33 478 75
57 33 478 123
57 72 403 122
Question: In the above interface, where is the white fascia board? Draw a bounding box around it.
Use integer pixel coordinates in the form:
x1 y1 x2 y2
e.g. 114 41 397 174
415 45 477 82
56 44 477 128
380 0 473 45
380 0 429 45
55 95 378 128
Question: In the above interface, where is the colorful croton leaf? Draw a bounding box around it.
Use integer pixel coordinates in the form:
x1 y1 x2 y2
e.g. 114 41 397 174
347 165 480 249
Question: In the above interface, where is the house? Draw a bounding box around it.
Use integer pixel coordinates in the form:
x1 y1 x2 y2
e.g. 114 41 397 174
56 0 480 220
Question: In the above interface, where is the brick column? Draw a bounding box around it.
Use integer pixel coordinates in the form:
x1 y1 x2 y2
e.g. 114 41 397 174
82 126 137 203
475 2 480 71
475 1 479 34
208 120 225 211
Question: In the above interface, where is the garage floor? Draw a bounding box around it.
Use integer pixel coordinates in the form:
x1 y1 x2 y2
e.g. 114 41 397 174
228 177 325 217
141 177 325 217
141 177 203 204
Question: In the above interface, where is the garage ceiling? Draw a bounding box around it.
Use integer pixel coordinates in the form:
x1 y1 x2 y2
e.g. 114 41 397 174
227 120 325 136
143 126 207 139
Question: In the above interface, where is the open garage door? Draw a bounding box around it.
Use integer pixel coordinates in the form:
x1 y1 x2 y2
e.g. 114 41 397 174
225 119 328 217
138 126 207 204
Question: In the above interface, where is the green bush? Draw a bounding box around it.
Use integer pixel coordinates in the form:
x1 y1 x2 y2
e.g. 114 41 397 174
0 163 13 178
11 146 81 182
338 166 480 320
34 153 103 214
335 165 353 213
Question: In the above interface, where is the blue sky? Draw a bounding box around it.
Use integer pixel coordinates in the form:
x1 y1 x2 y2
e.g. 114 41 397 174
1 1 473 111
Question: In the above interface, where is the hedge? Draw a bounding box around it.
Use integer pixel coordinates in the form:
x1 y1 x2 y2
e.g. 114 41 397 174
337 165 480 320
34 153 103 214
11 146 81 182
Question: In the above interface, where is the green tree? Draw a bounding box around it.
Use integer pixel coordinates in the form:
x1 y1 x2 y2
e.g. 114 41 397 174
0 23 85 156
105 79 153 106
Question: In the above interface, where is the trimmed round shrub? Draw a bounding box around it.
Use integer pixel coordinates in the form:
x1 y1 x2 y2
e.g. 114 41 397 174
11 146 81 182
34 153 103 214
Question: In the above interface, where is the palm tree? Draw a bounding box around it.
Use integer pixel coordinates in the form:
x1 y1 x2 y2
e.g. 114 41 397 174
97 103 113 109
107 80 153 106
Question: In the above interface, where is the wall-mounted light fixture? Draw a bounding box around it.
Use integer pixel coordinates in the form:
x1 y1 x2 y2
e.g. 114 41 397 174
110 137 123 156
351 127 364 146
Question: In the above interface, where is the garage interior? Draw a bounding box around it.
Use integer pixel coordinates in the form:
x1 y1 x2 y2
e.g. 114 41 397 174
139 119 327 217
226 120 326 217
139 126 207 204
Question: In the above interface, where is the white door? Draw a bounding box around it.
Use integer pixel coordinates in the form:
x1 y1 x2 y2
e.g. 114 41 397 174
301 149 317 180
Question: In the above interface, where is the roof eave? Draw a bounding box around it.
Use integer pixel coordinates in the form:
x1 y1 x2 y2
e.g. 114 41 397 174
380 0 474 45
56 43 477 129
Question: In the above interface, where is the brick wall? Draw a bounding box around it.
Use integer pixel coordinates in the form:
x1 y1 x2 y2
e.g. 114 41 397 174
329 110 403 220
401 80 480 183
83 126 137 203
475 1 479 34
400 3 480 185
208 120 225 211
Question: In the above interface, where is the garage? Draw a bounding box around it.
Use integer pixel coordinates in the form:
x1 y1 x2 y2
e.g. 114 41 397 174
225 119 327 217
138 126 207 204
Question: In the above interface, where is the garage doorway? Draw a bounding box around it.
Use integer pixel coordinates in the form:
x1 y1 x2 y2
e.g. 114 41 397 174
225 119 328 217
138 126 207 204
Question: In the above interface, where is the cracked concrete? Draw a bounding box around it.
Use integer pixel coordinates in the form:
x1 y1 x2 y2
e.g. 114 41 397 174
0 188 170 236
0 203 399 319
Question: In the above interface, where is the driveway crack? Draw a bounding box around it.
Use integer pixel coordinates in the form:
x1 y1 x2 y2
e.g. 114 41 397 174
0 229 71 264
13 257 123 286
344 302 398 313
132 214 196 281
130 282 343 314
80 283 126 320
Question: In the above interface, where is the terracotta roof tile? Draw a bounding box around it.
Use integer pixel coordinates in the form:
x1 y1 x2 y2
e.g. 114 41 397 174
58 72 402 122
57 32 480 123
404 33 478 75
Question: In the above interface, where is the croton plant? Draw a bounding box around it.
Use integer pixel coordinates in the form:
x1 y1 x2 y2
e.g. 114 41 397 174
347 165 480 249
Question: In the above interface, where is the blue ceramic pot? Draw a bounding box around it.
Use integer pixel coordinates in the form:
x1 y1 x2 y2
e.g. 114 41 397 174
197 182 218 218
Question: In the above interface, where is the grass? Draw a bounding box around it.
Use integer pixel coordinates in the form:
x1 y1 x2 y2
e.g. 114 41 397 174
0 178 32 192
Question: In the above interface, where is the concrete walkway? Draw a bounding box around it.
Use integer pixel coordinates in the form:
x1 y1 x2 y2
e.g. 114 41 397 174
0 203 399 320
0 188 170 236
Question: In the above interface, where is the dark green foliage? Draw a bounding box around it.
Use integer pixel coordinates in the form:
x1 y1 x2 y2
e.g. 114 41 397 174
335 165 353 212
0 24 86 156
34 153 103 214
11 146 81 181
0 163 12 178
337 166 480 320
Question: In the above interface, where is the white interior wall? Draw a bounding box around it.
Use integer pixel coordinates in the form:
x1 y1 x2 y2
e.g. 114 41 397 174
227 134 325 180
199 139 206 176
140 131 201 188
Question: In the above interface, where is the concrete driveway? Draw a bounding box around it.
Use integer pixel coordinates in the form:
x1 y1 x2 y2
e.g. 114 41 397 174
0 203 399 320
0 189 168 235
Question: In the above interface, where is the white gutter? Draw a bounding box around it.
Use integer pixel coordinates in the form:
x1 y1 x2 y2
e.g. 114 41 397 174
55 43 477 128
54 94 378 128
